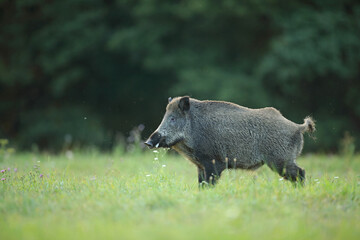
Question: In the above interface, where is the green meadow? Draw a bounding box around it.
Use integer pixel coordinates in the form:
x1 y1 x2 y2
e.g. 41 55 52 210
1 150 359 240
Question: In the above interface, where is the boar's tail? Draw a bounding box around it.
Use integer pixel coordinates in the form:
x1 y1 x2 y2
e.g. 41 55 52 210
300 116 316 134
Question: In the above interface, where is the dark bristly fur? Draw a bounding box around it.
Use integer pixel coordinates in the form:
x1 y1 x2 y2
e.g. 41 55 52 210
145 96 315 186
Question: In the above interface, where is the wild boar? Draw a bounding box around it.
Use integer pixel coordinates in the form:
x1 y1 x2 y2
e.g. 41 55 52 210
145 96 315 185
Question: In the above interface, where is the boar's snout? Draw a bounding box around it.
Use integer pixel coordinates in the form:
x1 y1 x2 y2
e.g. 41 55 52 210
144 132 162 149
144 139 154 148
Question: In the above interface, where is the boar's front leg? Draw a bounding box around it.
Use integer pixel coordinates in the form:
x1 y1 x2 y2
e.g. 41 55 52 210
198 160 225 186
197 167 206 185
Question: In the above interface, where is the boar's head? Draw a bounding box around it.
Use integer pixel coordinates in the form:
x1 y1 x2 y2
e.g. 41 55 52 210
145 96 190 149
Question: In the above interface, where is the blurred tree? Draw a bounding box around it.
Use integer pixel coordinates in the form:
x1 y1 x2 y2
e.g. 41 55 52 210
257 1 360 150
0 0 176 150
0 0 359 152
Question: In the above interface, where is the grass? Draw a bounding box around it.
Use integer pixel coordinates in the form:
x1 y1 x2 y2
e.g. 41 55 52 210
0 149 359 240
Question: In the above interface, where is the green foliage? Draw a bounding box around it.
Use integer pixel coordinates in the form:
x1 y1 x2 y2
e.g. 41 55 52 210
339 131 355 159
0 0 359 151
0 139 15 162
18 106 107 151
256 2 360 151
0 152 359 239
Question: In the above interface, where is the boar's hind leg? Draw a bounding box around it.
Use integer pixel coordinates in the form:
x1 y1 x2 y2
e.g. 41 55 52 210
266 159 305 184
283 164 305 184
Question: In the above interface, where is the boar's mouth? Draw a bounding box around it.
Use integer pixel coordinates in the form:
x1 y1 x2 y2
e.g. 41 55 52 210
144 132 182 149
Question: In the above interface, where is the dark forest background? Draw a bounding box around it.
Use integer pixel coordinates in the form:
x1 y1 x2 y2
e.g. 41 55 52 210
1 0 360 152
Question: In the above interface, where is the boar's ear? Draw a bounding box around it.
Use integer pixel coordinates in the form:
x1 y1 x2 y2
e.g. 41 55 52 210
168 97 172 103
178 96 190 112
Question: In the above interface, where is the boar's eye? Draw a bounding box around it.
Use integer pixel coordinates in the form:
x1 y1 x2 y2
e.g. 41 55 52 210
170 117 175 122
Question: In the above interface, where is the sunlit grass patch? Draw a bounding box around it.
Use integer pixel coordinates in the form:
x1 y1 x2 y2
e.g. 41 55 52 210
0 152 359 240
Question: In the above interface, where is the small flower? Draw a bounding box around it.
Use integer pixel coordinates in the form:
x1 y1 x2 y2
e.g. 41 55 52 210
334 176 339 179
153 150 158 153
90 176 96 181
39 174 43 178
7 168 11 171
1 178 5 181
162 165 166 168
146 174 151 177
279 178 284 181
1 169 5 173
14 168 18 172
154 157 158 160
